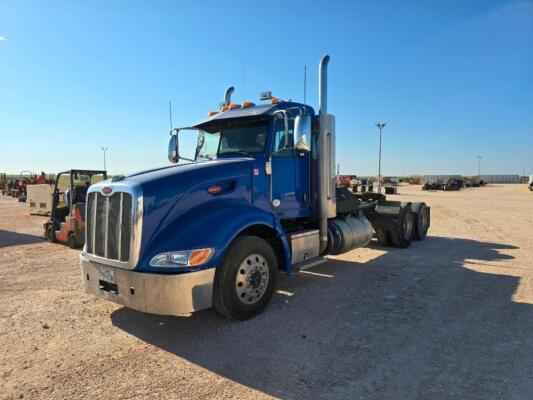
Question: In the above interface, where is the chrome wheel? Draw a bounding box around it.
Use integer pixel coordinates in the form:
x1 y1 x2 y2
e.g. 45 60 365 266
235 253 270 305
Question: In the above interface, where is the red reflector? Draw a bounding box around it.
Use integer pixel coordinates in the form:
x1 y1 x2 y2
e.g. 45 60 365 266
207 185 222 194
102 187 113 195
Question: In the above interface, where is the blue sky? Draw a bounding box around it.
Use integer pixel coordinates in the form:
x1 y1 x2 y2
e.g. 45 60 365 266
1 0 532 176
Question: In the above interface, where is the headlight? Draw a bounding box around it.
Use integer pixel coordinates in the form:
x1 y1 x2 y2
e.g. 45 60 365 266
149 248 214 268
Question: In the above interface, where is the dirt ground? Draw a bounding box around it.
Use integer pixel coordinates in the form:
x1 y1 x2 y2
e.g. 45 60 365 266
1 184 533 400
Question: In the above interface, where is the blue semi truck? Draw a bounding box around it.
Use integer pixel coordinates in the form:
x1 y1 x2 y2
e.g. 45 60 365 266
80 55 430 320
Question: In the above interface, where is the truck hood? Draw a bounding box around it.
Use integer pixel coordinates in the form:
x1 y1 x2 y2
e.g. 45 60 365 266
124 158 254 261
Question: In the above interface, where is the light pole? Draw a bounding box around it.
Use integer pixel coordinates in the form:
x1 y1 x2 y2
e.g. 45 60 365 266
375 123 386 194
477 154 483 176
101 147 108 171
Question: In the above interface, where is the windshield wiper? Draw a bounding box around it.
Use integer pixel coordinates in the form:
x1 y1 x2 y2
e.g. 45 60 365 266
219 151 252 157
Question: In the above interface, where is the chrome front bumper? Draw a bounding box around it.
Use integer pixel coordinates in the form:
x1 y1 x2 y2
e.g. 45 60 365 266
80 256 215 316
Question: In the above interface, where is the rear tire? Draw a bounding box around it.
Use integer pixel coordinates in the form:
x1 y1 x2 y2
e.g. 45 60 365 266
390 205 414 248
213 236 277 320
375 228 391 246
411 202 430 241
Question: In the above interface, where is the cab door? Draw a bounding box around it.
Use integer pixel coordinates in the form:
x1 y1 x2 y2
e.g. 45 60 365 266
270 117 310 217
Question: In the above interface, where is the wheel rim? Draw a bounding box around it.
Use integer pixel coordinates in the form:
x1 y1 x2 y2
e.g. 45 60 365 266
235 253 270 305
403 212 413 240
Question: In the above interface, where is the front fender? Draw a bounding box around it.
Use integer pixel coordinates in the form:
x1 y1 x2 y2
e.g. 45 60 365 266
137 199 291 274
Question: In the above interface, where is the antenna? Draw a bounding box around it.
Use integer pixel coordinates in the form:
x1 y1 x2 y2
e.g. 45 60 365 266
243 56 247 99
303 65 307 110
169 101 173 131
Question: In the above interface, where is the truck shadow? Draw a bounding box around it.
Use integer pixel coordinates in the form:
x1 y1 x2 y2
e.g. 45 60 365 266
0 229 45 248
111 236 533 399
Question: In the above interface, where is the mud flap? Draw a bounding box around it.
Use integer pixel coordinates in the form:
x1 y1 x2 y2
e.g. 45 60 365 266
371 201 411 231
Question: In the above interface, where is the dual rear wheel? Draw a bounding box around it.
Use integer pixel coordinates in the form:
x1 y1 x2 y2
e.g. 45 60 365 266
375 202 430 248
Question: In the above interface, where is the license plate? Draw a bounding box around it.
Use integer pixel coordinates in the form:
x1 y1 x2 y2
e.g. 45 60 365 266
100 267 115 284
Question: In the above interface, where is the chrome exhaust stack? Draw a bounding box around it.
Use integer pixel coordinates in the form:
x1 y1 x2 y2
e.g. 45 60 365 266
223 86 235 106
318 55 336 252
319 55 329 114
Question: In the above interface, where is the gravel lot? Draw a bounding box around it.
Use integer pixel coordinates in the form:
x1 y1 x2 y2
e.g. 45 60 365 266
1 184 533 400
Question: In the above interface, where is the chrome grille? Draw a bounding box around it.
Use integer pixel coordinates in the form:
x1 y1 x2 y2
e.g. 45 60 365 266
86 191 132 262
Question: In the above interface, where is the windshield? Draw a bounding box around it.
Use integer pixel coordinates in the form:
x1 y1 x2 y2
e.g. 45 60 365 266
195 119 268 160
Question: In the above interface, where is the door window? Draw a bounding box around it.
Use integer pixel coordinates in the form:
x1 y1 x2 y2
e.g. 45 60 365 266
273 116 295 157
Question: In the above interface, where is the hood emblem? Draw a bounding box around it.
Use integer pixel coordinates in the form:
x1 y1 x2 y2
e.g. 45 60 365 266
102 186 113 195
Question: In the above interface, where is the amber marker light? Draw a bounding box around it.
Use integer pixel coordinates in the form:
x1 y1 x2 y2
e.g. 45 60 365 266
189 248 214 266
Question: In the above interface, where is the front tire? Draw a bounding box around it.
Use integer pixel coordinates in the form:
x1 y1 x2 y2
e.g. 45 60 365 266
213 236 277 320
46 224 57 243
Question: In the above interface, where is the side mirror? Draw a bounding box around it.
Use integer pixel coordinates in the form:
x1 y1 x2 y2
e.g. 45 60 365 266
294 114 311 152
168 133 180 163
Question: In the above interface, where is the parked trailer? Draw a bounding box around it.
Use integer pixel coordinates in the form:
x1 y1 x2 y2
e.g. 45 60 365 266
423 175 461 185
478 175 520 184
80 55 431 320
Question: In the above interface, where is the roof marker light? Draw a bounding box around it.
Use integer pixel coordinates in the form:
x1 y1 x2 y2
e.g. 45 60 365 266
271 97 282 104
208 111 218 117
228 103 241 110
221 105 229 112
242 101 255 108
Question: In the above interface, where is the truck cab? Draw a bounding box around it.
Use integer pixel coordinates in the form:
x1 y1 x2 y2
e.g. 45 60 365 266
81 55 430 320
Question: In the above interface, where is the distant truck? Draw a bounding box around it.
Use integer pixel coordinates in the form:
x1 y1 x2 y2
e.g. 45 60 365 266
529 175 533 191
80 55 431 320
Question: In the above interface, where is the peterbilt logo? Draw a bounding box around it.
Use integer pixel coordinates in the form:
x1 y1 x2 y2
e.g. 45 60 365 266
102 186 113 195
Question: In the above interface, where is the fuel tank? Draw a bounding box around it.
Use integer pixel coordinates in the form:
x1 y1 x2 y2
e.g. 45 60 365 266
326 215 373 255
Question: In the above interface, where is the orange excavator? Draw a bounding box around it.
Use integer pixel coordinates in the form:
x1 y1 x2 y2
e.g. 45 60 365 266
44 169 107 248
